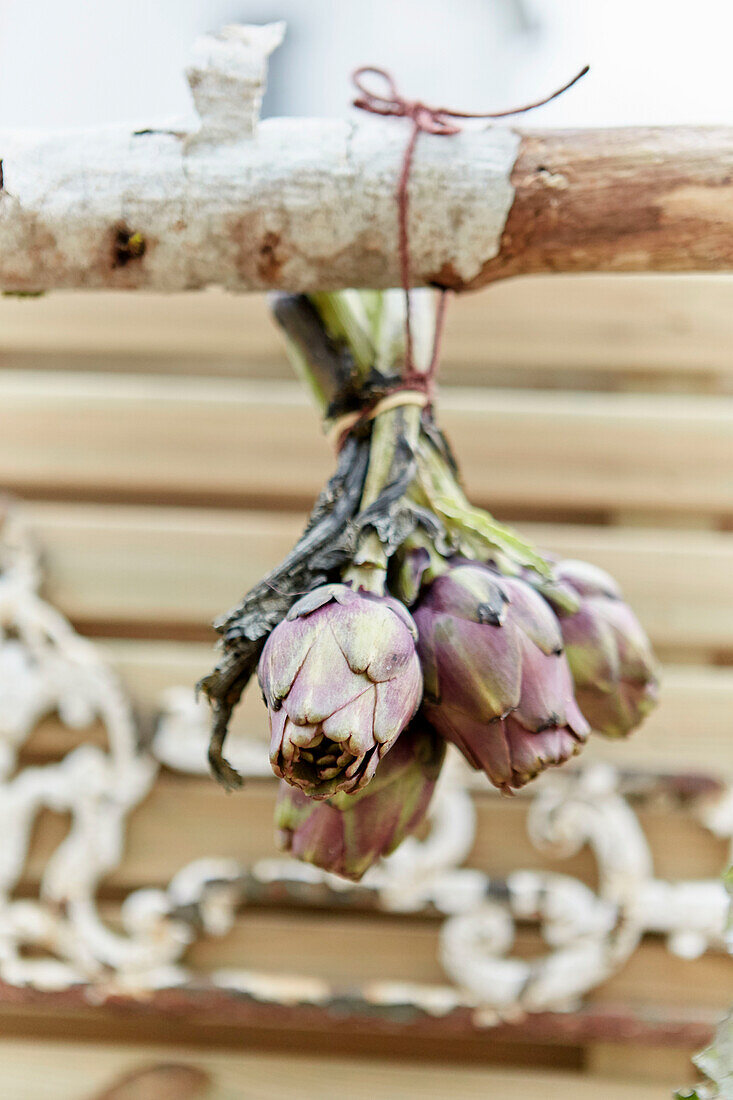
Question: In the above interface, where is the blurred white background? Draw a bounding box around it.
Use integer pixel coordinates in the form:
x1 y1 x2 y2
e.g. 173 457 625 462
0 0 730 130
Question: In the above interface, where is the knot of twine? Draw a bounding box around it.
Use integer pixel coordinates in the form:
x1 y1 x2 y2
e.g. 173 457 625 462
352 67 468 137
329 64 588 449
352 64 589 133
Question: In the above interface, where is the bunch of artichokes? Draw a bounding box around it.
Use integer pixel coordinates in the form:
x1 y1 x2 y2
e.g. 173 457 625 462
202 290 658 881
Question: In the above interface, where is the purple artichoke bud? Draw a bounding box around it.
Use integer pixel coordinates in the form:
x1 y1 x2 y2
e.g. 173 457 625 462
259 584 422 800
275 718 445 881
413 562 589 791
549 559 659 738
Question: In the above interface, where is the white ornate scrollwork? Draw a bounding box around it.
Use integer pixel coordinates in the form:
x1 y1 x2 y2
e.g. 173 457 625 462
0 511 730 1017
438 766 651 1013
0 515 159 989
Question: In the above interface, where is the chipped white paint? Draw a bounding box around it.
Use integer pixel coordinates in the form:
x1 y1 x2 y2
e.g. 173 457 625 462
0 23 520 293
212 969 332 1006
0 510 729 1015
363 981 464 1017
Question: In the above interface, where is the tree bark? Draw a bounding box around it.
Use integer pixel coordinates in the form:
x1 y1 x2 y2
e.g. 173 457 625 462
1 123 732 295
449 126 733 290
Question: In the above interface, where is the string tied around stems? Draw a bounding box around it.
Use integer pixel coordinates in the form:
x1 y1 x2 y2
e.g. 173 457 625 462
350 64 589 398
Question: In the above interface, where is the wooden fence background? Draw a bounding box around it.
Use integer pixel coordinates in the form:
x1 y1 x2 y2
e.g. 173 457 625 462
0 273 730 1098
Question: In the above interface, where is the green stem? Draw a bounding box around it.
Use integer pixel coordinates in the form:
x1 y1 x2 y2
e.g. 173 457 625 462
272 290 444 593
343 404 422 593
309 291 376 383
416 434 552 577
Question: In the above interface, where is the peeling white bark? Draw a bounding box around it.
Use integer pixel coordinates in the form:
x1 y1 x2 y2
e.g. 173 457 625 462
0 119 519 294
0 22 519 293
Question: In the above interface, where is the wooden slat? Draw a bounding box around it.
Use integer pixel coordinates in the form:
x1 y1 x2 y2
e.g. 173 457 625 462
0 283 728 1076
19 638 733 776
586 1043 696 1087
21 503 733 654
2 277 733 388
0 1037 678 1098
0 980 713 1064
0 289 280 363
2 374 732 515
181 912 731 1014
443 275 733 384
22 772 729 895
107 640 733 777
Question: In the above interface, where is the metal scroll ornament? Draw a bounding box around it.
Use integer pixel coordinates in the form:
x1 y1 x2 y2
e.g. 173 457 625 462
0 508 729 1018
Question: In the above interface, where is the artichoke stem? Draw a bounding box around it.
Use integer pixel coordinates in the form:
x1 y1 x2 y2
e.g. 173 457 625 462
344 404 422 594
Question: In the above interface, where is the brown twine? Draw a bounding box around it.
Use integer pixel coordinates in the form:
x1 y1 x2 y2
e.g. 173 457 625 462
329 63 589 450
351 64 589 387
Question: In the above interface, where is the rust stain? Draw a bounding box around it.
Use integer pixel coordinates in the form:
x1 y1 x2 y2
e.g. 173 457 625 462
228 214 286 286
0 975 715 1054
257 230 285 283
427 261 465 292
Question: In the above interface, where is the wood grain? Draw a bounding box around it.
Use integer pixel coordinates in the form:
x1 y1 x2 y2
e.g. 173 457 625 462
3 278 733 387
2 375 731 516
586 1043 696 1087
457 128 733 290
20 504 733 656
21 771 729 894
17 637 733 776
0 1037 679 1098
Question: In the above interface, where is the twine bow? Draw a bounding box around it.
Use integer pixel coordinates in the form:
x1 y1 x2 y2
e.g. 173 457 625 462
352 64 589 132
353 67 465 136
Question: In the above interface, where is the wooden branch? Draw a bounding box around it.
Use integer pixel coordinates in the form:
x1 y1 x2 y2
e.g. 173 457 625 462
1 24 731 294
